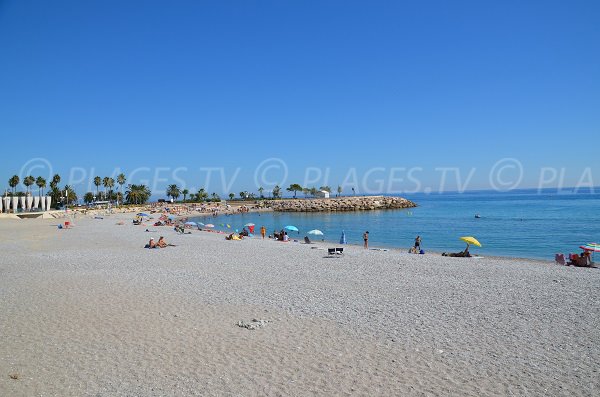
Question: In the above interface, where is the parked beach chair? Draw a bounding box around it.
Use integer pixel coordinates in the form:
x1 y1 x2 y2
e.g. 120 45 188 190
555 253 566 266
326 248 337 257
335 247 344 255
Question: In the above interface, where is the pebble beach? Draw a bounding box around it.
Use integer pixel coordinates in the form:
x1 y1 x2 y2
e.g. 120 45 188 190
1 214 599 396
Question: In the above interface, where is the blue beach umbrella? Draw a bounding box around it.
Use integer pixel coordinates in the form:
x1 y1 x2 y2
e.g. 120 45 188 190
284 225 299 232
184 221 197 226
340 231 347 244
137 213 149 217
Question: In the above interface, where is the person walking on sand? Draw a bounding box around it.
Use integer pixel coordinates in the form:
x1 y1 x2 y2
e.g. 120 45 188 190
363 231 369 249
260 225 266 239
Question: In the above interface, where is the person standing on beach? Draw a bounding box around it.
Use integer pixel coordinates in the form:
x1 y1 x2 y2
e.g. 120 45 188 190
363 231 369 249
260 225 266 239
414 235 421 250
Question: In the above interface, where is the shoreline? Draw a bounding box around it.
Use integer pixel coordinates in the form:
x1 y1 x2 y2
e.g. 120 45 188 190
1 202 574 264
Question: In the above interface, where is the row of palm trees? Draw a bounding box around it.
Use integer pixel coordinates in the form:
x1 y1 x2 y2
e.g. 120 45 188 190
7 174 352 208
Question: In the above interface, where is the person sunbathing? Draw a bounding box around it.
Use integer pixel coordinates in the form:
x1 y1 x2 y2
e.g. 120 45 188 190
145 237 157 249
157 236 168 248
442 248 471 257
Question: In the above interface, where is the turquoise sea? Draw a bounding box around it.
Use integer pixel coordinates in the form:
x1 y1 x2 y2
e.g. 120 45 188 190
192 189 600 260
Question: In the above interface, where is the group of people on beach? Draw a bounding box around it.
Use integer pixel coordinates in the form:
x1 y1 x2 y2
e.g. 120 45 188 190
145 236 173 249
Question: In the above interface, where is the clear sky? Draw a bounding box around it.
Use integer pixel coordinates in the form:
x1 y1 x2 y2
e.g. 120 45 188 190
1 0 598 197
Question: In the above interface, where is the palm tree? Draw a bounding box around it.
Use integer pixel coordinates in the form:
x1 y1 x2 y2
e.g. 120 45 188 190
211 193 220 201
36 176 47 196
320 186 331 193
167 184 181 201
239 191 247 200
116 173 126 205
228 193 235 200
83 192 94 204
258 186 264 198
125 184 151 204
50 174 61 190
352 187 356 196
93 176 101 199
337 185 342 197
302 187 310 198
182 189 189 202
310 187 318 197
8 175 19 194
23 175 35 194
103 177 115 202
63 185 77 206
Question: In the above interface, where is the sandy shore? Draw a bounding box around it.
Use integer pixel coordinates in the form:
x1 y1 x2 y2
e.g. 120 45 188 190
1 214 599 396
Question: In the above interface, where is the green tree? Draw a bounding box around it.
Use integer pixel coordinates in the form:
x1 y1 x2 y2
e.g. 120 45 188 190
287 183 303 198
258 186 264 198
36 176 47 196
23 175 35 194
337 185 342 197
50 174 61 190
167 184 181 201
228 193 235 200
319 186 331 193
93 176 101 199
83 192 94 204
49 174 62 209
239 191 248 200
8 175 19 194
211 192 220 201
63 185 78 206
272 185 281 199
182 189 189 202
196 188 208 202
125 184 151 204
302 187 310 198
310 187 318 197
117 173 126 205
103 177 115 201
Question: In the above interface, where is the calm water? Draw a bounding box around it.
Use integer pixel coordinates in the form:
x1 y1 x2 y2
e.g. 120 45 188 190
191 190 600 260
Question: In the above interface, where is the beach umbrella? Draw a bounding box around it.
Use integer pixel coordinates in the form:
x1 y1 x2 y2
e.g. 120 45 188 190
168 215 176 220
307 229 324 236
284 225 298 232
244 223 255 227
580 243 600 252
184 221 197 226
197 222 205 226
340 231 347 244
204 224 215 228
580 243 600 261
460 236 482 247
137 212 149 217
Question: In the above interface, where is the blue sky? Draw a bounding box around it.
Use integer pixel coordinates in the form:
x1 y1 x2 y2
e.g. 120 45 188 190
1 0 598 197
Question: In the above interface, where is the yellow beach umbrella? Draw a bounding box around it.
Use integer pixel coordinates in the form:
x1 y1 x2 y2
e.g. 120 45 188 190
460 236 482 247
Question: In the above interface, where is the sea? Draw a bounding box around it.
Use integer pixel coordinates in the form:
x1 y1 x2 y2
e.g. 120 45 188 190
191 189 600 260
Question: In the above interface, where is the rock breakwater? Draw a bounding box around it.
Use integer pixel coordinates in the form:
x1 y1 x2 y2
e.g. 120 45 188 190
268 196 417 212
